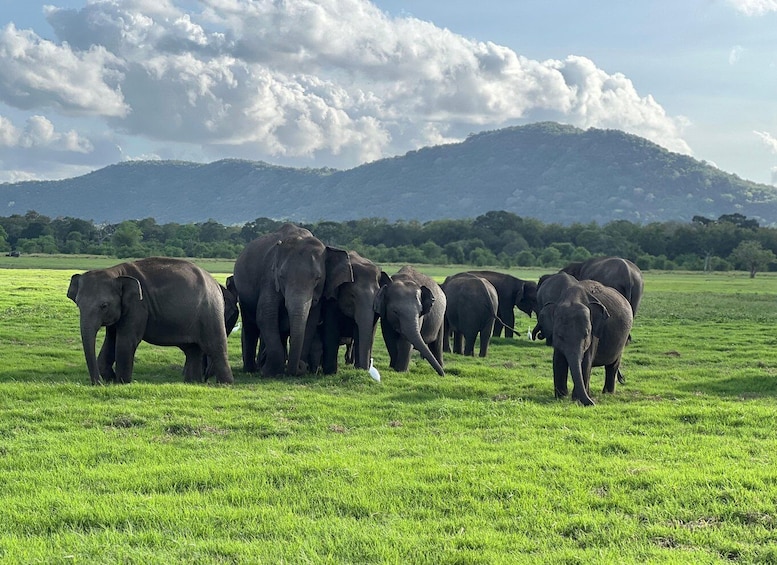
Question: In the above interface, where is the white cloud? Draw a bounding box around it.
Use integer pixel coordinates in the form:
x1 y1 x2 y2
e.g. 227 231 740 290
1 0 693 172
0 24 128 117
754 130 777 154
729 45 745 65
0 114 92 152
727 0 777 15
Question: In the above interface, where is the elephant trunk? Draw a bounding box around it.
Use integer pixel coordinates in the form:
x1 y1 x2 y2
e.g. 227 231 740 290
353 309 376 370
568 353 595 406
406 329 445 377
79 318 102 385
286 297 313 376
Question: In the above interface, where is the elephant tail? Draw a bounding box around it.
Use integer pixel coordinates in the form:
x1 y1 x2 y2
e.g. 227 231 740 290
494 315 519 336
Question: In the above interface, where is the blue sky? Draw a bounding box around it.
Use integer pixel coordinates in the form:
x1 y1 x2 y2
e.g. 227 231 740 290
0 0 776 191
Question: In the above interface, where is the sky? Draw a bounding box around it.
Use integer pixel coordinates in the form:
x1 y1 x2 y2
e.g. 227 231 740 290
0 0 776 187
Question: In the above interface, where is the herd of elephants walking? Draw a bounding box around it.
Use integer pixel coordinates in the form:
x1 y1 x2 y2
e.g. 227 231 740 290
67 223 644 406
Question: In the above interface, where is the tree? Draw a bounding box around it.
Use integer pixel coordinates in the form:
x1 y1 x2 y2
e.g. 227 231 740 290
729 240 776 278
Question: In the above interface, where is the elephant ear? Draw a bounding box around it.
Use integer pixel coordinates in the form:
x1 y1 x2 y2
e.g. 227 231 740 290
324 247 354 299
67 274 81 302
419 286 435 317
587 295 610 338
226 275 237 296
373 284 388 316
537 304 555 346
379 271 391 287
118 276 143 310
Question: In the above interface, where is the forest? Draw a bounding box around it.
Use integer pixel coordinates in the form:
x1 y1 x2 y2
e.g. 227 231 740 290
1 209 776 274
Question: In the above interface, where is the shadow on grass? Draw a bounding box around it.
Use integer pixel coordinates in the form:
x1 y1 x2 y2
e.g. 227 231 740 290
675 374 777 399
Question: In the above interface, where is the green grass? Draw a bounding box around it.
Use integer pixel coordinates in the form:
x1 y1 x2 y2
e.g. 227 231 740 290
1 261 777 563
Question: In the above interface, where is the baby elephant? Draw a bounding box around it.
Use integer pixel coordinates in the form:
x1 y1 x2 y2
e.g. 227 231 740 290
67 257 234 385
534 273 632 406
442 272 499 357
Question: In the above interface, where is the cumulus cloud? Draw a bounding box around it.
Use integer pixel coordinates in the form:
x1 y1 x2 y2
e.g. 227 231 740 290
0 114 92 152
1 0 692 174
727 0 777 15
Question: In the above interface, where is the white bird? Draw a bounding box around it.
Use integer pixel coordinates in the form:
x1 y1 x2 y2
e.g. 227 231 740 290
527 328 533 341
232 322 241 334
368 358 381 382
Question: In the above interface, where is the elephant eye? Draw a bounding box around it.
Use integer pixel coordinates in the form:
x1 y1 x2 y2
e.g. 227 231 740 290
99 302 109 310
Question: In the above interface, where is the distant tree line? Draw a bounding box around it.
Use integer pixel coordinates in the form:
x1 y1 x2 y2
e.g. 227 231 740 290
1 210 776 274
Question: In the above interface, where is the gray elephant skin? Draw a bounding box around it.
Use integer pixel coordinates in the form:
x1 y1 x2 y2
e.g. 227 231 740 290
534 272 632 406
67 257 234 385
467 270 538 337
232 223 353 377
560 256 643 317
374 265 446 376
442 272 499 357
319 251 389 374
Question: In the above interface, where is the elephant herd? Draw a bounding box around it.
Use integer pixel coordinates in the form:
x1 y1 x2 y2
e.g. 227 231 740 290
67 223 644 406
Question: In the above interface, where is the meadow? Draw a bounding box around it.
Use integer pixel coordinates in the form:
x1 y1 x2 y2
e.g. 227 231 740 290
1 256 777 563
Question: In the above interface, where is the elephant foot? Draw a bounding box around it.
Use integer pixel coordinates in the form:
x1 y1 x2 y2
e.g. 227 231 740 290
572 393 595 406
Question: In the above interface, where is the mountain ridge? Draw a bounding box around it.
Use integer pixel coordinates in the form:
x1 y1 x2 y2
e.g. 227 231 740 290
2 122 776 225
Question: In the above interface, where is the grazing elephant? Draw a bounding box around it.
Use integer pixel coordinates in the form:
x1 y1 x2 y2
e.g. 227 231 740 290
467 270 538 337
374 266 446 376
67 257 234 385
560 257 643 317
534 273 632 406
319 251 389 374
232 223 353 377
442 272 499 357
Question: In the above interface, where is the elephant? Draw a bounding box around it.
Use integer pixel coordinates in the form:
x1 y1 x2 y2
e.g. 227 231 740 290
232 223 353 377
533 272 632 406
560 256 643 384
374 265 446 376
467 271 538 337
442 272 499 357
559 256 643 318
67 257 234 385
319 251 389 374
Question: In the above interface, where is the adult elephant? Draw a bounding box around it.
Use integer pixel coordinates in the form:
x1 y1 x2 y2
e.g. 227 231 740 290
533 273 632 406
319 251 389 374
442 272 499 357
467 271 538 337
233 223 353 377
67 257 234 385
374 266 446 376
559 257 643 317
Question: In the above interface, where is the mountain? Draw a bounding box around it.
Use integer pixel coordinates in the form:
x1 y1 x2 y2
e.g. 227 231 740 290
2 122 777 225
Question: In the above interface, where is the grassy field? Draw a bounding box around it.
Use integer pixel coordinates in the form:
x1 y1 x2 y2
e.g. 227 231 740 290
1 257 777 563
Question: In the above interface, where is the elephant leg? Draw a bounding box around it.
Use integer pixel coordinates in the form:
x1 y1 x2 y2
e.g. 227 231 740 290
463 331 476 356
493 304 506 338
503 308 515 339
552 349 569 398
114 334 141 384
429 327 445 369
393 339 413 372
240 312 260 373
443 319 452 353
98 326 117 382
181 344 205 383
603 358 620 394
257 302 287 378
478 319 495 357
381 323 401 371
452 330 464 354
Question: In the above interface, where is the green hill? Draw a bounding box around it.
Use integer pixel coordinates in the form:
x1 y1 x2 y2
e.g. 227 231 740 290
2 122 775 225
